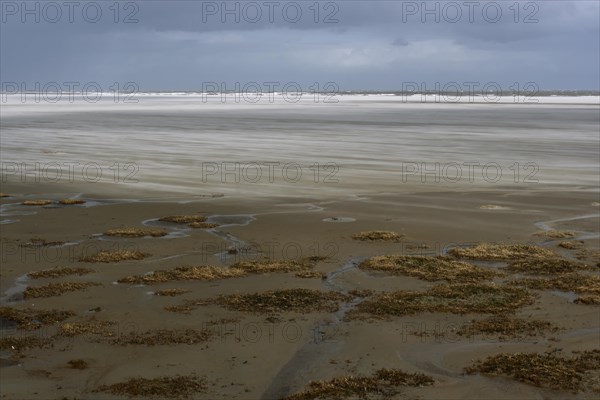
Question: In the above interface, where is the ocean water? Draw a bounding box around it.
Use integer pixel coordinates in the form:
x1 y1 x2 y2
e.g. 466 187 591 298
1 94 599 198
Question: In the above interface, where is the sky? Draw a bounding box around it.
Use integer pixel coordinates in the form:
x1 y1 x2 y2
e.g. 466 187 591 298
1 0 599 91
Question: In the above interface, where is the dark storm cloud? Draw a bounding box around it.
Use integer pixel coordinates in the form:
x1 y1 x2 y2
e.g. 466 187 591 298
1 0 598 90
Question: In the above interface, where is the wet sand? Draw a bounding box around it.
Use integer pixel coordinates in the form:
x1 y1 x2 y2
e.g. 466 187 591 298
0 181 599 399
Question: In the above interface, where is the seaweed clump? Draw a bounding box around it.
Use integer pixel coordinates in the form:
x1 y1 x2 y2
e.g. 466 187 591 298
283 368 434 400
168 289 350 315
347 283 534 320
504 259 594 275
80 250 148 263
159 215 218 229
27 267 94 279
533 230 576 239
212 289 350 314
558 241 584 250
232 259 314 273
58 320 116 337
295 271 326 279
508 273 600 294
0 307 75 330
68 359 89 369
159 215 207 224
154 289 191 297
96 375 207 398
59 199 86 205
449 243 555 260
112 329 212 346
359 255 498 282
0 335 52 352
119 258 323 285
23 282 100 299
574 294 600 305
456 315 560 339
20 238 65 248
119 266 246 285
351 231 403 242
104 228 168 238
465 350 600 392
22 200 52 206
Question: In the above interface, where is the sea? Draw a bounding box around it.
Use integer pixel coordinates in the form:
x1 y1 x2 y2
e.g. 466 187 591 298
1 93 599 198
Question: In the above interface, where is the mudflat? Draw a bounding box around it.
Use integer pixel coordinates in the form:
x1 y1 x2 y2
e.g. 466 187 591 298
0 182 598 399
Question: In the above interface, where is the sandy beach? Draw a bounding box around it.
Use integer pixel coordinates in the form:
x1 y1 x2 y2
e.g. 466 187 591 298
1 177 598 399
2 0 600 396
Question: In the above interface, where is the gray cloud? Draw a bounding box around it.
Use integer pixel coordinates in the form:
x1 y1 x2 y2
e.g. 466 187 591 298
1 0 598 90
